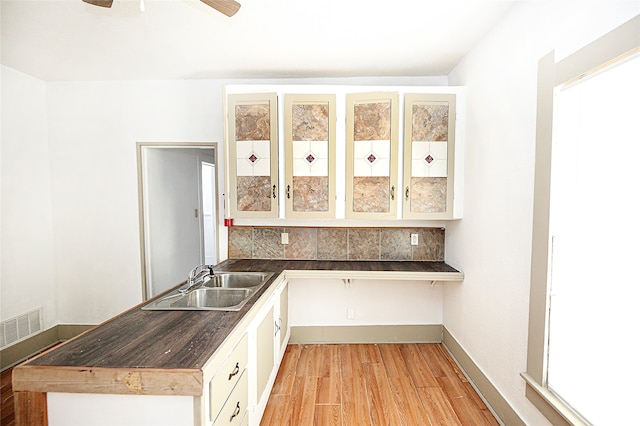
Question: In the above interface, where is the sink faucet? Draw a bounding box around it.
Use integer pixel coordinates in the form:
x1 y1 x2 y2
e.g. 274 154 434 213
179 265 214 293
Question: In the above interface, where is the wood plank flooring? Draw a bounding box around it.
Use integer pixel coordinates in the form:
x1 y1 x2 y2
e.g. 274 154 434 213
261 344 499 426
2 343 499 426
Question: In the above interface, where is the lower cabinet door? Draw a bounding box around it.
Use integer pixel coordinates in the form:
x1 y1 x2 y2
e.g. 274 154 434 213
278 282 289 349
213 370 248 426
256 306 275 404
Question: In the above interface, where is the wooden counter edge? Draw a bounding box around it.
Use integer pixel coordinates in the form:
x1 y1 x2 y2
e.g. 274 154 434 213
12 364 203 396
14 391 48 426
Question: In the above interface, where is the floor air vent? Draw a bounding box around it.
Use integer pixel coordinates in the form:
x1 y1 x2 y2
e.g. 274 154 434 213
1 308 43 349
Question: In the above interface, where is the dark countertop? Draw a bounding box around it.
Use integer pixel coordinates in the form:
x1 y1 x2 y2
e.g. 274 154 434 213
13 259 461 395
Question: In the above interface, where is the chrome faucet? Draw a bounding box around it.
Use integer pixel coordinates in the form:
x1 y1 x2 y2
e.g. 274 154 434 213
179 264 214 293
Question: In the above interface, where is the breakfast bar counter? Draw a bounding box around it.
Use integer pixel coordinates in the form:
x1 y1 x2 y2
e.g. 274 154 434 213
12 259 462 425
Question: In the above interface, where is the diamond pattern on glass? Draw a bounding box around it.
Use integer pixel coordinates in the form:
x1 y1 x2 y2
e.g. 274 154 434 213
354 140 390 177
305 153 317 165
236 141 270 177
411 141 447 178
293 141 329 176
366 152 379 165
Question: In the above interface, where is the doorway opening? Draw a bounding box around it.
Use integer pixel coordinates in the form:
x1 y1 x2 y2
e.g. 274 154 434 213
137 143 218 299
201 159 217 265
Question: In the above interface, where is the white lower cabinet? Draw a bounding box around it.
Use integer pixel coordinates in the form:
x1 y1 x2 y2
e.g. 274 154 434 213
209 277 289 426
248 279 289 425
199 277 290 425
44 279 289 426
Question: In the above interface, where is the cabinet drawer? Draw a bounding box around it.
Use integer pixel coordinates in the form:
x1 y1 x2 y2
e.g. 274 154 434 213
213 369 248 426
210 333 248 422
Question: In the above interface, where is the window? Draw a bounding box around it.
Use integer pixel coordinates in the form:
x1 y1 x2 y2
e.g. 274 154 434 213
524 15 640 426
548 53 639 424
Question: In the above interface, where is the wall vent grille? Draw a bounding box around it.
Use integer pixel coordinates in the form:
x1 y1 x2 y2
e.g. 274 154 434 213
1 308 43 349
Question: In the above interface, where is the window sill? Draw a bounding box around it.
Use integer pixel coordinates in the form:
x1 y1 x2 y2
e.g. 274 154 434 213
520 372 589 426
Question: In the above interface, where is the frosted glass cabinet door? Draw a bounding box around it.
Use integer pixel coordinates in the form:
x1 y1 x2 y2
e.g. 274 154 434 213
345 92 399 219
402 93 457 219
227 93 279 218
284 94 336 218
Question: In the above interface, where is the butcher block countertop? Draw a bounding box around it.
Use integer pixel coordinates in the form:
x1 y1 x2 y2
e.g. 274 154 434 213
12 259 462 397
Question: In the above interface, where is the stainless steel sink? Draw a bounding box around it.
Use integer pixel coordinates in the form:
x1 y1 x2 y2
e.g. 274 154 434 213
142 272 273 311
203 272 273 289
170 288 253 309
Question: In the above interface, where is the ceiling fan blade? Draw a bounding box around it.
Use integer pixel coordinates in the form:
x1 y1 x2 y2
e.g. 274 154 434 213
82 0 114 7
200 0 241 17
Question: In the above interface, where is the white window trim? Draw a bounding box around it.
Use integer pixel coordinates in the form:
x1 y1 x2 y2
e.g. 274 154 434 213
524 14 640 426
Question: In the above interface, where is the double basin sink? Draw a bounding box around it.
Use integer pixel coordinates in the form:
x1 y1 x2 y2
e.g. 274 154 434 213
142 272 273 312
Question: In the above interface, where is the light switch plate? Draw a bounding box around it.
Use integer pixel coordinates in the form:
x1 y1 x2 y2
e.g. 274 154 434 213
281 233 289 244
411 234 419 246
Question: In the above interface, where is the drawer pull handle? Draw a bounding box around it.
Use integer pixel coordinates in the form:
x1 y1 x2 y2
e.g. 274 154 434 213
228 363 240 380
230 401 241 422
287 185 291 199
272 185 277 199
391 185 395 201
405 186 410 200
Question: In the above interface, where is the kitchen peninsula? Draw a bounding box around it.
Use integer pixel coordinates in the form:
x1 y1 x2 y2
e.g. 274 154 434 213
12 259 462 426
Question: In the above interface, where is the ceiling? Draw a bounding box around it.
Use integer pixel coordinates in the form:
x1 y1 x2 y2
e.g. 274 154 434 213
1 0 515 81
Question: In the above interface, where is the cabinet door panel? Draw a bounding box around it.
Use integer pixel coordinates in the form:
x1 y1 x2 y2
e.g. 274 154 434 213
256 306 275 403
403 93 457 219
346 93 399 219
227 93 279 218
284 95 336 218
279 282 289 348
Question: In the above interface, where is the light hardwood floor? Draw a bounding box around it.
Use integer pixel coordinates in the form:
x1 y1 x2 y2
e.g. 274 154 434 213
260 343 499 426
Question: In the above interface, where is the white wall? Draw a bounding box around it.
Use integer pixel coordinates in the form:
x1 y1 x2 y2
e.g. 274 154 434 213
444 3 640 424
0 66 58 329
289 279 443 327
46 80 224 323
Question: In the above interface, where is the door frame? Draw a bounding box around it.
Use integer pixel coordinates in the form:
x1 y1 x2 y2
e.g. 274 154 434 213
136 142 219 301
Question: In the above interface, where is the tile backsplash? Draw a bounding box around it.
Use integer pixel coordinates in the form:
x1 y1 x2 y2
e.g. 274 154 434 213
228 226 444 261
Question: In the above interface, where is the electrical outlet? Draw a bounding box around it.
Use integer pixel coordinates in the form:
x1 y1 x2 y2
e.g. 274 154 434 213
281 233 289 244
347 308 355 320
411 233 419 246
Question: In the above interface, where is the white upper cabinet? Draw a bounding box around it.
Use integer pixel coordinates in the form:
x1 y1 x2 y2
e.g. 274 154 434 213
345 92 399 220
402 93 458 220
224 86 463 222
226 93 279 218
284 94 337 219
